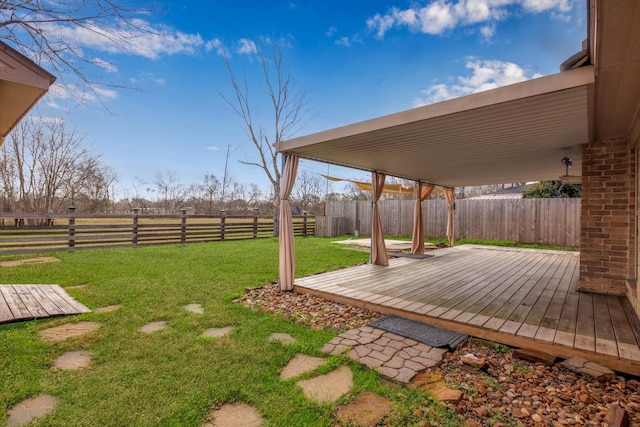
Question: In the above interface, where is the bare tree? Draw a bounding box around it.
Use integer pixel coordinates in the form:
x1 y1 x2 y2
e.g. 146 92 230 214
290 169 324 214
0 117 108 213
220 46 309 235
0 0 157 104
153 170 188 214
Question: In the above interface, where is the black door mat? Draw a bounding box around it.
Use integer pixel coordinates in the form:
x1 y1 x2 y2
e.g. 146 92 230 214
389 253 434 259
368 314 467 349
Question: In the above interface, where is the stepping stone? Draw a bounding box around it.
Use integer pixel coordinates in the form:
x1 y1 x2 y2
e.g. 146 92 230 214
202 402 263 427
6 394 59 427
296 365 353 403
53 350 93 370
184 303 204 314
202 326 234 338
139 321 168 334
560 357 616 382
280 354 326 379
39 322 101 342
336 391 392 427
268 332 297 345
409 372 462 403
0 257 60 267
94 304 122 314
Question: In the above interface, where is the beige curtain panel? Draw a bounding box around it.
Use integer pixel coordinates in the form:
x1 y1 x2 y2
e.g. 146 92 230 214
371 171 389 266
411 182 435 254
279 154 299 291
444 187 455 247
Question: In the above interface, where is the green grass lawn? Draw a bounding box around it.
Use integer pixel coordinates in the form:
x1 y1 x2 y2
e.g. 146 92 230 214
0 238 465 427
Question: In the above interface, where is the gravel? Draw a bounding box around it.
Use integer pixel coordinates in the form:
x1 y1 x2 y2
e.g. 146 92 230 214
238 282 640 426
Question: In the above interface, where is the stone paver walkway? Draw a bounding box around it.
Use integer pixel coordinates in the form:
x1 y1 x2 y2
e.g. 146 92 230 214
321 326 448 383
280 354 326 379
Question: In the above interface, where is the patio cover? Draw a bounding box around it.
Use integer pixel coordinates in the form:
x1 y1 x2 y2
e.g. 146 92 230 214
0 41 56 145
275 66 594 188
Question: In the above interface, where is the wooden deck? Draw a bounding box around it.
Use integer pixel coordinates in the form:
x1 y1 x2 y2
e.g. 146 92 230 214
295 245 640 376
0 285 91 324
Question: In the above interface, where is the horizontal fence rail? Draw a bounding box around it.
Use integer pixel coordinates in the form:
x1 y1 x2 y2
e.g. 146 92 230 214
318 198 580 247
0 208 315 255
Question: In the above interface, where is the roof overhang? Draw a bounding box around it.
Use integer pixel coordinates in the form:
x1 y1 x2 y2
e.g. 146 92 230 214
277 66 594 187
0 41 56 145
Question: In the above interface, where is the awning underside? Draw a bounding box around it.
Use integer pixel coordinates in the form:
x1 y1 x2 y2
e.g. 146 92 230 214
276 67 594 188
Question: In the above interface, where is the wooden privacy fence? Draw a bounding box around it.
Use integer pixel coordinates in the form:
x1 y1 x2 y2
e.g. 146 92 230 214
318 198 580 247
0 208 314 255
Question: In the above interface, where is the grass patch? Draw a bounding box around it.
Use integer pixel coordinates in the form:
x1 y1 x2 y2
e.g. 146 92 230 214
0 237 449 426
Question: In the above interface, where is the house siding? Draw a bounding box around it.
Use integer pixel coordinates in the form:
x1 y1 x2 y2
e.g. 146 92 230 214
579 138 636 302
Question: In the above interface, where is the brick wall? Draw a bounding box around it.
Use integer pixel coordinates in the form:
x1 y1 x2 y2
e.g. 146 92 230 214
579 138 635 295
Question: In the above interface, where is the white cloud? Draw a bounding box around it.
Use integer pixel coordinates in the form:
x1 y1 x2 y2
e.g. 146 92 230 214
367 0 575 38
326 26 337 37
40 18 204 60
413 58 542 106
206 146 220 151
480 23 497 40
335 37 351 47
236 38 258 55
93 58 118 73
205 38 228 57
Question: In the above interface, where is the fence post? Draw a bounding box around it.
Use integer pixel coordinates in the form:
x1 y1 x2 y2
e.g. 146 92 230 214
68 207 76 248
180 208 187 243
253 208 259 238
132 208 139 246
220 210 226 241
303 211 308 237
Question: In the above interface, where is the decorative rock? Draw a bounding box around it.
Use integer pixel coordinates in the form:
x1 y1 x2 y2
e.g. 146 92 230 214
513 348 556 365
560 357 616 383
39 322 101 342
268 332 297 345
53 350 92 370
460 354 486 369
336 392 392 427
606 403 630 427
202 326 233 338
296 366 353 403
6 394 59 427
202 402 263 427
280 354 326 379
139 321 168 334
428 383 463 403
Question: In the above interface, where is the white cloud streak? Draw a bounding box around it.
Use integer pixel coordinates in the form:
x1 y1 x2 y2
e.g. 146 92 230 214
413 58 543 106
367 0 575 38
41 18 204 60
236 38 258 55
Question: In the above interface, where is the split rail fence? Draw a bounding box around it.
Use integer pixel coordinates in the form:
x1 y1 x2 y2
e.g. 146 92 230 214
0 208 314 255
316 198 580 247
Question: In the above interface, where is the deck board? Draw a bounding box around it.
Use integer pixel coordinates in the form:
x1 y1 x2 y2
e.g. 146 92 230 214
0 285 91 324
294 245 640 376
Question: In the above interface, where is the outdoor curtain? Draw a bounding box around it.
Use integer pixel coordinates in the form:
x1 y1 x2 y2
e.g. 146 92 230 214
411 182 435 254
278 154 299 291
371 171 389 266
444 187 455 247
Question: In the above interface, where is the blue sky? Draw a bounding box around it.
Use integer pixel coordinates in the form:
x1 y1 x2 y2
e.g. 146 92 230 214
28 0 586 199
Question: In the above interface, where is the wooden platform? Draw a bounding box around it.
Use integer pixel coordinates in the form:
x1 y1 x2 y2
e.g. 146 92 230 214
295 245 640 376
0 285 91 324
